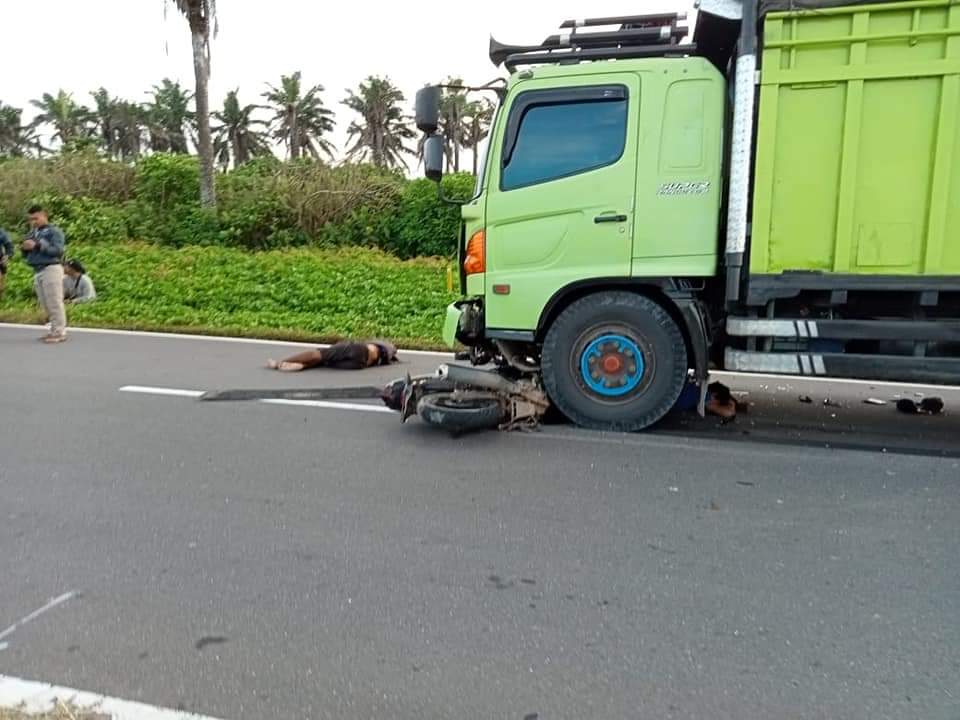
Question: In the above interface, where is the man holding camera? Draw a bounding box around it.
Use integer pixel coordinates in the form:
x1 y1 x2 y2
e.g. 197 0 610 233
21 204 67 343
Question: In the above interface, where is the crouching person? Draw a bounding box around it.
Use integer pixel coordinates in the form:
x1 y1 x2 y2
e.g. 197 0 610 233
63 259 96 304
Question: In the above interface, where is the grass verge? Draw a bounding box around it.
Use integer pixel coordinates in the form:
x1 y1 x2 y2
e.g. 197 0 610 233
0 704 107 720
0 242 458 350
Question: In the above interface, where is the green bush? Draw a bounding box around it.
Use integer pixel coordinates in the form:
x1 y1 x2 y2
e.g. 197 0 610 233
386 173 474 258
217 161 301 249
134 153 201 211
32 193 130 245
0 152 134 229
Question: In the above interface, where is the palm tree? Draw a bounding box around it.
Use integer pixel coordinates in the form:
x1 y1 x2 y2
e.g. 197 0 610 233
114 100 149 161
30 90 94 147
342 76 414 170
263 72 336 161
170 0 217 207
91 88 146 161
0 102 39 157
438 78 469 173
461 98 495 175
145 79 193 154
212 90 272 169
91 88 119 156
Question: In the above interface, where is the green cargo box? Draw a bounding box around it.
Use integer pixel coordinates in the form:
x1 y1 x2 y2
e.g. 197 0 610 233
749 0 960 281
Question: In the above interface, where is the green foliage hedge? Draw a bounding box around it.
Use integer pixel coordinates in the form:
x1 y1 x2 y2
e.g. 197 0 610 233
0 153 474 258
0 242 457 347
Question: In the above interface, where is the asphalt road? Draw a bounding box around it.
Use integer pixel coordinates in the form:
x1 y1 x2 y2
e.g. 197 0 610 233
1 325 958 720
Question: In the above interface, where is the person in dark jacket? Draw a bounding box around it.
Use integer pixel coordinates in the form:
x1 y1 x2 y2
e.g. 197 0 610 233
0 228 13 296
267 339 398 371
21 205 67 342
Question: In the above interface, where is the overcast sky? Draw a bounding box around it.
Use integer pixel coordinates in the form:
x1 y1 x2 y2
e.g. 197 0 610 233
4 0 689 160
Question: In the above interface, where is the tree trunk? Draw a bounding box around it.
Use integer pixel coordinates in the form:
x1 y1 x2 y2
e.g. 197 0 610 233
290 107 300 160
190 25 217 208
232 134 242 167
452 108 460 173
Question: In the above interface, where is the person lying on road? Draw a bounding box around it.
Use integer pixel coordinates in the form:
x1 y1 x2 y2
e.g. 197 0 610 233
267 339 398 372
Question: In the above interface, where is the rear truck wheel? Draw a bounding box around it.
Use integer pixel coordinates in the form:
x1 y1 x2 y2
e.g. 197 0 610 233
417 393 506 434
541 292 688 432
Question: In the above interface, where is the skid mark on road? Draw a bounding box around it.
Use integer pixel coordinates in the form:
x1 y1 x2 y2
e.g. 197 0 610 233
0 674 225 720
0 592 78 652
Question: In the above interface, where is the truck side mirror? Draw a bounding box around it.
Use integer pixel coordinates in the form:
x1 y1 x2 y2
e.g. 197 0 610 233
415 86 441 134
423 134 444 183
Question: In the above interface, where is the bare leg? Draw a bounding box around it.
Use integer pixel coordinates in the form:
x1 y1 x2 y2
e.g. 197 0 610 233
706 395 737 419
267 349 326 371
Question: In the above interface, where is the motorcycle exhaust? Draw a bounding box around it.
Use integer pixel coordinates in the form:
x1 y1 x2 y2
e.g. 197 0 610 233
437 364 522 395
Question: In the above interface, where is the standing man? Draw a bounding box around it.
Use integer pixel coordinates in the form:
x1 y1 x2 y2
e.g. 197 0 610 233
0 227 13 297
21 204 67 343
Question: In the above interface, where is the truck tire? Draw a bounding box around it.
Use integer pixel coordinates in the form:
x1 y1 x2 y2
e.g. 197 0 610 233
541 292 688 432
417 393 505 434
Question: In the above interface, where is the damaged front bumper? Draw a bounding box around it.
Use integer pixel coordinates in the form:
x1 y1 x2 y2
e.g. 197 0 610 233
442 299 485 349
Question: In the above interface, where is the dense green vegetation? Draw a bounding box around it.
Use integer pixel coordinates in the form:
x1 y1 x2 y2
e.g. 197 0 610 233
0 242 457 348
0 153 475 258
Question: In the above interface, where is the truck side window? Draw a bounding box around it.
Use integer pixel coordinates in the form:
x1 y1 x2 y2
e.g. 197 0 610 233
501 92 627 191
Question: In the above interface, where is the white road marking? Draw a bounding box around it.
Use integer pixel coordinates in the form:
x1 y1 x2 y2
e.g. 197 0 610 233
262 398 394 414
0 674 225 720
120 385 205 398
119 386 391 414
0 323 451 357
0 592 77 650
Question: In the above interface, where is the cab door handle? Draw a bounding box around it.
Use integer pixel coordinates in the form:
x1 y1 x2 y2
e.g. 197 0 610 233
594 214 628 223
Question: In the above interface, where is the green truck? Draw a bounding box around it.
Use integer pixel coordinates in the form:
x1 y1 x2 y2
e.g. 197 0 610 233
414 0 960 431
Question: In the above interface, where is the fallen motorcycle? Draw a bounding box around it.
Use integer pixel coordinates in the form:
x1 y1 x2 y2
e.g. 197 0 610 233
200 364 550 433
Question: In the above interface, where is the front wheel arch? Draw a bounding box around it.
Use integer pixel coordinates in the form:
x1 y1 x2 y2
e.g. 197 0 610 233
536 280 708 378
541 291 690 431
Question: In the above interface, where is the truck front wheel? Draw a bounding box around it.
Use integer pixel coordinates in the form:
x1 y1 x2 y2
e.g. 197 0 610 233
541 292 688 432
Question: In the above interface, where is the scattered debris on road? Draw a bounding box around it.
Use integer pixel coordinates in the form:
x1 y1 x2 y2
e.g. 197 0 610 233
896 397 945 415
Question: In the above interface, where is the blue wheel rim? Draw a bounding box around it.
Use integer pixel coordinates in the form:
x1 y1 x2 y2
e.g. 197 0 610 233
579 334 645 397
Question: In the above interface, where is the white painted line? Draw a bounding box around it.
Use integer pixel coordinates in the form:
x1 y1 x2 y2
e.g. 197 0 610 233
0 592 77 649
119 385 205 398
261 398 394 414
0 323 452 358
0 673 225 720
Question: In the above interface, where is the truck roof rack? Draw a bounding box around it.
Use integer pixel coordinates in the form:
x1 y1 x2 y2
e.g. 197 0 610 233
490 12 694 70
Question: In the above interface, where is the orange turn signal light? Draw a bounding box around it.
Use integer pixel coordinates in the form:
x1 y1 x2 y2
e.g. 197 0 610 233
464 230 486 276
